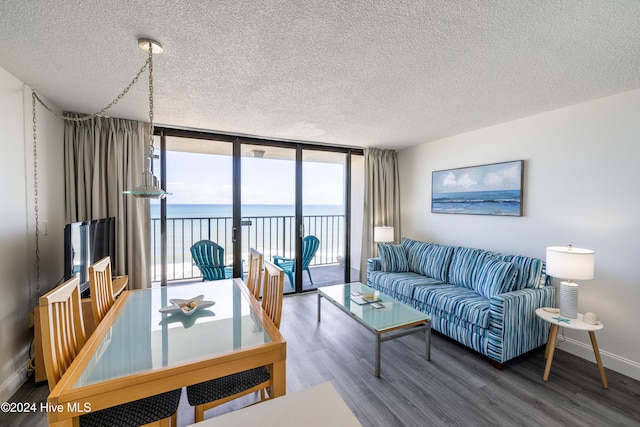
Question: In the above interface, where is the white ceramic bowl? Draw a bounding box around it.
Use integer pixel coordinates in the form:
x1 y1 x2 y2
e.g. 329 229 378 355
159 295 215 316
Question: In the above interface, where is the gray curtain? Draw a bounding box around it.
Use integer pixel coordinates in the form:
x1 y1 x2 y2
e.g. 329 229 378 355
360 148 401 281
64 115 150 289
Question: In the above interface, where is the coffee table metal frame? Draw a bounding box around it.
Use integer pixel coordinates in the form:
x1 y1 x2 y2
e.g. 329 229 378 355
317 282 431 378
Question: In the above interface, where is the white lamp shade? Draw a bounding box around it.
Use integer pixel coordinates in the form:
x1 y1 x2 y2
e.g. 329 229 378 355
374 226 394 243
546 246 595 280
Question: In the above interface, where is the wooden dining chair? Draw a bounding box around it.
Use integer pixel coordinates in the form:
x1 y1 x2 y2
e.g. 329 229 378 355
39 277 86 391
247 248 264 299
261 260 285 328
39 277 181 427
186 261 285 422
89 256 115 326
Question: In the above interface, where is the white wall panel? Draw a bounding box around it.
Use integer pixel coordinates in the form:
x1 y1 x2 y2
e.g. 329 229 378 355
0 66 64 400
398 89 640 380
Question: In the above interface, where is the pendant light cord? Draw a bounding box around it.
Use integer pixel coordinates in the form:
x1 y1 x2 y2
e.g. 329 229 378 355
31 56 151 121
31 93 41 299
148 43 155 153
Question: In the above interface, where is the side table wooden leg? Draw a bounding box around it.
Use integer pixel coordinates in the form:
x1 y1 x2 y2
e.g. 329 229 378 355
588 331 609 389
544 324 552 359
543 324 559 381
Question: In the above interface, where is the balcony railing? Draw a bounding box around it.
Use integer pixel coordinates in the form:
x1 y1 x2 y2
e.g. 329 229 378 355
151 214 345 282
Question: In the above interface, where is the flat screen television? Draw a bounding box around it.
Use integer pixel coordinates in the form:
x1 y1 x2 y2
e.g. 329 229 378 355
64 217 116 296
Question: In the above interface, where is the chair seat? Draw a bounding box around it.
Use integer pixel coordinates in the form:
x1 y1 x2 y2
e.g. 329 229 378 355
186 366 270 407
272 256 294 271
79 389 181 427
272 236 319 287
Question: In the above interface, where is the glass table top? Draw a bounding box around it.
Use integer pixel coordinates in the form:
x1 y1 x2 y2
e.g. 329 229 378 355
74 280 270 388
318 282 429 332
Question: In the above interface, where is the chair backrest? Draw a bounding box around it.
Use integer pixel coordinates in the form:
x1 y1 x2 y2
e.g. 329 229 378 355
247 248 263 299
262 261 285 328
191 240 226 281
89 256 115 326
301 235 320 269
39 277 86 390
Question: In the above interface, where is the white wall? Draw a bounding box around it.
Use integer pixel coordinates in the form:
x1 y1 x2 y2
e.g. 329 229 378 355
0 65 64 401
398 89 640 381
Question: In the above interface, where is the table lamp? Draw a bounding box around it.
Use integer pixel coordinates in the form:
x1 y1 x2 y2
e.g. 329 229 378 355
374 226 394 244
546 245 595 319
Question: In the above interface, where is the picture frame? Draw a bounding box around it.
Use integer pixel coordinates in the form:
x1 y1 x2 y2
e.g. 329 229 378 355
432 160 524 216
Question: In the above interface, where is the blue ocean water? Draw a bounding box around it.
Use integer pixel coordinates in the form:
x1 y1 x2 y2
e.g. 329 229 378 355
151 204 343 219
149 204 345 281
432 190 521 216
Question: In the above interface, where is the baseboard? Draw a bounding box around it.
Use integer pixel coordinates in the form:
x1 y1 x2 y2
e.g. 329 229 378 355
558 337 640 382
0 367 27 403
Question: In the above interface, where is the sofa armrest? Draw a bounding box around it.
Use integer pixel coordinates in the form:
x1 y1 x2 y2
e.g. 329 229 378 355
366 258 382 285
367 257 382 271
488 285 556 363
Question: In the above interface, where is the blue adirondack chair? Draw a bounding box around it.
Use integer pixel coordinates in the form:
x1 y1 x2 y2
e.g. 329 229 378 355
190 240 234 281
273 235 320 288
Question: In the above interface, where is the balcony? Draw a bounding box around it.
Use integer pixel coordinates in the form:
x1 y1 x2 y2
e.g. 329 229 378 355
151 213 353 289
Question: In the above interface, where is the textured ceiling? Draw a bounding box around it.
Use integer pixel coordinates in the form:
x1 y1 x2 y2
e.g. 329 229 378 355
2 1 640 149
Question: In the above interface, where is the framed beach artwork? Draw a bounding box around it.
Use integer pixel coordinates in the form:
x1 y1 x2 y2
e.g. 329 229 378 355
432 160 524 216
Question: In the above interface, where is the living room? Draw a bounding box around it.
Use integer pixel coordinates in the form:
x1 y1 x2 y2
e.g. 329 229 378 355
1 2 640 426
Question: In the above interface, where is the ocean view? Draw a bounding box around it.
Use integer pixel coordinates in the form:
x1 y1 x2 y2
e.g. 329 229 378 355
151 203 344 219
149 204 346 281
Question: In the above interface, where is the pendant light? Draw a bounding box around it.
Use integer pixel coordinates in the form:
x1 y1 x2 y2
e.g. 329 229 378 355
123 38 170 199
30 37 170 298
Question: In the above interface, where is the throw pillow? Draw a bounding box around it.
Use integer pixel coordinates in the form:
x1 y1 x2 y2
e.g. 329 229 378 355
378 244 409 273
419 244 455 281
448 247 497 289
473 258 519 299
500 255 543 290
401 238 433 272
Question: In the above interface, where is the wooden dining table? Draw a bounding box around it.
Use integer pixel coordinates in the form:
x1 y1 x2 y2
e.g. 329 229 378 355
45 278 286 427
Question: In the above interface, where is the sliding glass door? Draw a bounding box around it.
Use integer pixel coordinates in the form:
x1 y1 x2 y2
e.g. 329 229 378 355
153 128 363 292
151 136 234 285
240 145 296 293
301 150 347 291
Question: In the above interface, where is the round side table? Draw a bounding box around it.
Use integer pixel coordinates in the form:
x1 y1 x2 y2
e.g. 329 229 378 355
535 308 608 389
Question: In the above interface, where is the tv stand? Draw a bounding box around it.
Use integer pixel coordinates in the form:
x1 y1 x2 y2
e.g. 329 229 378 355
33 275 128 383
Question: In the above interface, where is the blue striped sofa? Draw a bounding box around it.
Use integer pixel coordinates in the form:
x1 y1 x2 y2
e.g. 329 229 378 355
367 238 556 366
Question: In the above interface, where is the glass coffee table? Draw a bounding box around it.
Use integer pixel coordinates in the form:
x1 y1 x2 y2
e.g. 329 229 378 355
317 282 431 377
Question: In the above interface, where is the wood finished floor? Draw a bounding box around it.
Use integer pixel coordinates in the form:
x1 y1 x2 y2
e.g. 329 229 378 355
4 292 640 426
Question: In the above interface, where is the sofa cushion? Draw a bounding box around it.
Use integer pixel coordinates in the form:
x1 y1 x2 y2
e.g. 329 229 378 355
500 255 543 289
448 247 498 289
378 244 409 272
414 285 491 330
401 238 453 281
369 271 445 302
473 258 519 298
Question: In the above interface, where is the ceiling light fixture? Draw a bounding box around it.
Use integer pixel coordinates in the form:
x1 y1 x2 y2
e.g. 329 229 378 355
123 38 170 199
